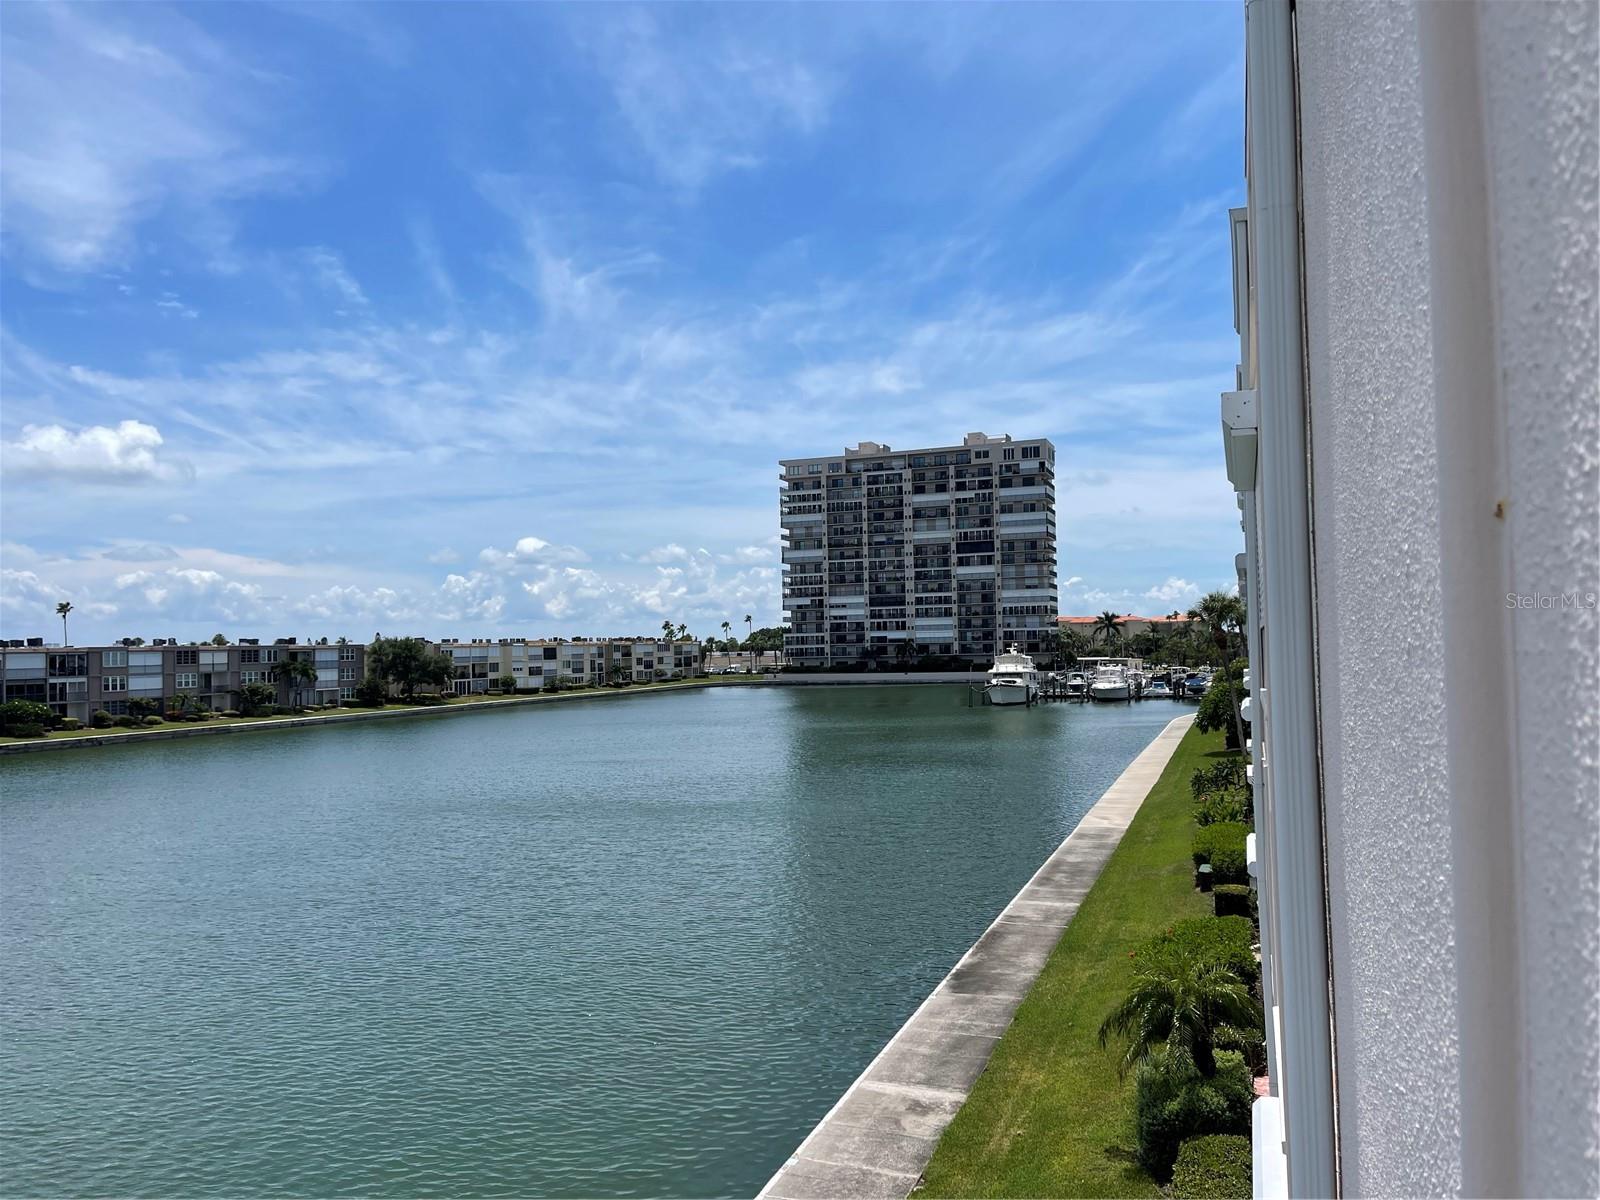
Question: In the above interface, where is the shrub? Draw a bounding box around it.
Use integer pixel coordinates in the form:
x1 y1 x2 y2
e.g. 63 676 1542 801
1134 1049 1252 1181
410 693 446 706
1195 787 1251 827
354 675 388 707
0 699 54 736
1191 759 1247 801
91 710 115 728
1139 916 1257 986
128 697 161 718
1172 1134 1252 1199
1193 822 1250 884
58 717 83 731
141 715 164 726
271 705 295 715
220 709 240 718
113 714 139 728
1214 884 1254 919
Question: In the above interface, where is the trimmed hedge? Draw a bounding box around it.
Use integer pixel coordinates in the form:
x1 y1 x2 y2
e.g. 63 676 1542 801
1172 1134 1252 1199
1214 884 1253 919
141 715 164 726
1193 822 1249 884
1139 916 1257 985
58 717 83 731
91 710 115 728
1134 1050 1252 1181
113 714 139 728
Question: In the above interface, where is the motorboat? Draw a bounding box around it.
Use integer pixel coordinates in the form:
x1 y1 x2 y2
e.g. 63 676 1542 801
1064 671 1088 700
1184 673 1210 697
1089 664 1132 702
1147 680 1172 699
985 645 1039 706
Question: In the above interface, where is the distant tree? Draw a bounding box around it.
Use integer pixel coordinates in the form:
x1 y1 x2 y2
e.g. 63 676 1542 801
1099 946 1262 1078
169 690 199 719
128 697 161 719
1188 591 1248 750
269 656 318 707
55 600 73 646
742 626 788 653
661 619 675 642
744 614 753 650
674 623 687 641
1093 610 1124 648
210 633 228 646
721 621 732 644
0 699 53 736
367 635 454 700
353 675 389 707
497 674 517 693
237 682 277 716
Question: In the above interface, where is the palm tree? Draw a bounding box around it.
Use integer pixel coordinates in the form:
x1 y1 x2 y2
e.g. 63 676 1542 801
1099 946 1262 1078
1092 610 1123 648
661 619 674 642
1188 590 1248 750
674 623 687 641
743 614 754 668
55 601 73 646
270 657 318 708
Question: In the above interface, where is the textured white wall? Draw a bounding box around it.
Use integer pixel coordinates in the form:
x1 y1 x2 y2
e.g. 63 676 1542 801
1478 3 1600 1194
1295 1 1598 1194
1296 3 1463 1194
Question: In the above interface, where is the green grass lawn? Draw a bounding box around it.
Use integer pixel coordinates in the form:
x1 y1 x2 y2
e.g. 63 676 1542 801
917 724 1228 1199
0 676 764 746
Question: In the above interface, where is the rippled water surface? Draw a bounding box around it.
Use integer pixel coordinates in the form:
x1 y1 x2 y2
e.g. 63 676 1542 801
2 686 1181 1198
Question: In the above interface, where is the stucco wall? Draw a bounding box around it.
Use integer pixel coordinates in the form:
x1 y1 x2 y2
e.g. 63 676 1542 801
1296 1 1598 1194
1295 4 1463 1194
1478 3 1600 1193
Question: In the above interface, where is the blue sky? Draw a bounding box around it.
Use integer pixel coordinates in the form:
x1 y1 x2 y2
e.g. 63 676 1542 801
0 2 1244 645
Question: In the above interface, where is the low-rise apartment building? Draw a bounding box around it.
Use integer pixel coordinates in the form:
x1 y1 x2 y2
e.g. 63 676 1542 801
432 637 704 694
0 638 366 723
781 432 1058 667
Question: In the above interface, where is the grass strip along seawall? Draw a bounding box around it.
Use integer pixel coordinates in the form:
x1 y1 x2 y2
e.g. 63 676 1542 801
917 724 1229 1199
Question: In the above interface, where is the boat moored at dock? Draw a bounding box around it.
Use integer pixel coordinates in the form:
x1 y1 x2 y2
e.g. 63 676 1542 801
985 645 1040 706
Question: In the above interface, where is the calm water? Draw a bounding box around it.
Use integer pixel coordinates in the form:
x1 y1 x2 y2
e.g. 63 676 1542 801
1 686 1180 1199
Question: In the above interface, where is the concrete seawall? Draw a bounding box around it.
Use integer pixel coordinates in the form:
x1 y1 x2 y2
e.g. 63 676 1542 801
0 679 766 757
757 713 1196 1200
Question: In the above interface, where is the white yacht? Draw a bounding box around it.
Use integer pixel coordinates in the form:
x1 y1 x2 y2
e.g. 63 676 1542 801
1089 664 1133 702
985 645 1039 706
1064 670 1089 700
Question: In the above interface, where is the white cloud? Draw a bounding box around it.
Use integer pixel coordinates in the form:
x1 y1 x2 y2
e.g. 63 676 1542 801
167 512 192 525
1 420 191 484
427 547 461 565
1144 576 1201 606
479 536 589 568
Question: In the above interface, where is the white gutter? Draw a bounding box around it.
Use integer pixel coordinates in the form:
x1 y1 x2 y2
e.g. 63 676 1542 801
1244 0 1339 1194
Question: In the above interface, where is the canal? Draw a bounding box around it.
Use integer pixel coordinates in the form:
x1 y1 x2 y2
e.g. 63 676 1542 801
1 685 1183 1198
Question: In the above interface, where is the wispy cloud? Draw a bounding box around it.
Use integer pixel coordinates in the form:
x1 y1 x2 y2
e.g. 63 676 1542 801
0 5 311 275
571 7 835 191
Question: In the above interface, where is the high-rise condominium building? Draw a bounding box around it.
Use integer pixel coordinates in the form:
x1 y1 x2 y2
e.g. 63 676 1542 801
780 432 1057 667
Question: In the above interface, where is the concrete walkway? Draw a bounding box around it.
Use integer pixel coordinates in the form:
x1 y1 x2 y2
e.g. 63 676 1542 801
757 714 1196 1200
